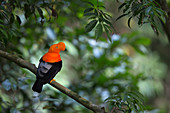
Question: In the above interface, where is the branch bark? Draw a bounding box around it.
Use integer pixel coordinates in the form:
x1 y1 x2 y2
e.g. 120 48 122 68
0 50 105 113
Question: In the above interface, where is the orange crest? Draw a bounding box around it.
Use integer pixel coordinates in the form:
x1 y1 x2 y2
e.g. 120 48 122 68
48 42 66 53
42 42 66 63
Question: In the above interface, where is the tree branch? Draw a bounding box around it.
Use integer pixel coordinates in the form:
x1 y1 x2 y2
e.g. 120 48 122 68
0 50 105 113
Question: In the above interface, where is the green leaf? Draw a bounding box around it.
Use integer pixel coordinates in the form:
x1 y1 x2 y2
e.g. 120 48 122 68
127 99 136 111
134 37 151 45
150 22 159 35
85 20 97 32
94 9 98 16
98 5 105 9
132 91 145 101
1 11 9 21
37 7 44 19
105 13 112 19
116 13 128 21
138 13 143 25
118 3 126 11
86 2 94 7
103 18 113 28
155 9 166 23
128 93 143 104
103 24 111 32
88 16 96 20
132 45 145 55
16 15 21 25
158 15 166 24
10 107 17 113
84 13 96 16
122 0 133 13
128 16 133 28
131 3 141 12
24 4 31 19
84 8 94 14
0 5 9 14
135 100 145 111
0 29 8 38
9 14 14 24
103 13 112 20
133 7 145 16
145 6 152 15
95 23 103 40
103 24 111 42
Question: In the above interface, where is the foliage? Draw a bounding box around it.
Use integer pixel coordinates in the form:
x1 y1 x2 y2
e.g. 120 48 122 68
0 0 167 113
116 0 167 35
105 90 145 112
84 1 113 41
0 0 62 46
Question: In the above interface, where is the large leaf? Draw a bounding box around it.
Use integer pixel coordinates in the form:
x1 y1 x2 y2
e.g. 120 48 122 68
85 20 97 32
95 23 103 40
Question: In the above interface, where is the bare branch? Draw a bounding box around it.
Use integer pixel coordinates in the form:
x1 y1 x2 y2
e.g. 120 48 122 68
0 50 105 113
0 50 37 74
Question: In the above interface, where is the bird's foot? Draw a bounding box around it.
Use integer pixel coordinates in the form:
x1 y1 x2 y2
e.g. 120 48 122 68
50 79 56 83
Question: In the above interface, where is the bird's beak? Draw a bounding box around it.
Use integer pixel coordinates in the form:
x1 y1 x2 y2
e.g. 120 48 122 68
64 48 67 51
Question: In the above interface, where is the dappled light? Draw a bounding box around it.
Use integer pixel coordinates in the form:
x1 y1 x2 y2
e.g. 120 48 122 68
0 0 170 113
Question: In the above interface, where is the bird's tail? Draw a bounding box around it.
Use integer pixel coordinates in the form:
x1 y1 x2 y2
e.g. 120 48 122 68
32 79 43 93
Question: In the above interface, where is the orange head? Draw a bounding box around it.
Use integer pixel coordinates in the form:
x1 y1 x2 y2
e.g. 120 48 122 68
48 42 66 53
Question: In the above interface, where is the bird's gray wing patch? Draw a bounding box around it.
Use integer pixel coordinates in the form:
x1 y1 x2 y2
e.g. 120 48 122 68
37 62 52 77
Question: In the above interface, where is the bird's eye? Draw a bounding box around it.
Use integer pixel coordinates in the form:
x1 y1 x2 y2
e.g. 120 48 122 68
56 47 58 48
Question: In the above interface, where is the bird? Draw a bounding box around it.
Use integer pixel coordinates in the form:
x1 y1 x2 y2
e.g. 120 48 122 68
32 42 66 93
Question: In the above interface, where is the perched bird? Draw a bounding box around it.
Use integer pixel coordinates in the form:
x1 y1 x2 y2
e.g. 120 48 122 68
32 42 66 93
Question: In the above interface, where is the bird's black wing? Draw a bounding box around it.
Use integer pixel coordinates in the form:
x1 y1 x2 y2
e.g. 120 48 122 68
36 58 62 84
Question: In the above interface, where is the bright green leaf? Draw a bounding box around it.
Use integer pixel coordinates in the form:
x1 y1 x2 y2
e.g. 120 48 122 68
134 37 151 45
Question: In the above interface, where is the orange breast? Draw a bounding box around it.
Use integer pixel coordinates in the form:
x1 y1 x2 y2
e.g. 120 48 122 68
42 52 61 63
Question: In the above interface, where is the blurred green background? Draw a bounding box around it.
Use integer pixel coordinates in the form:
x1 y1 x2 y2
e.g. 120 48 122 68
0 0 170 113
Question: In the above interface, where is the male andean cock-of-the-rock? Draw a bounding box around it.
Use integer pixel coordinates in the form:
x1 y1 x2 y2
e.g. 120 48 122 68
32 42 66 93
